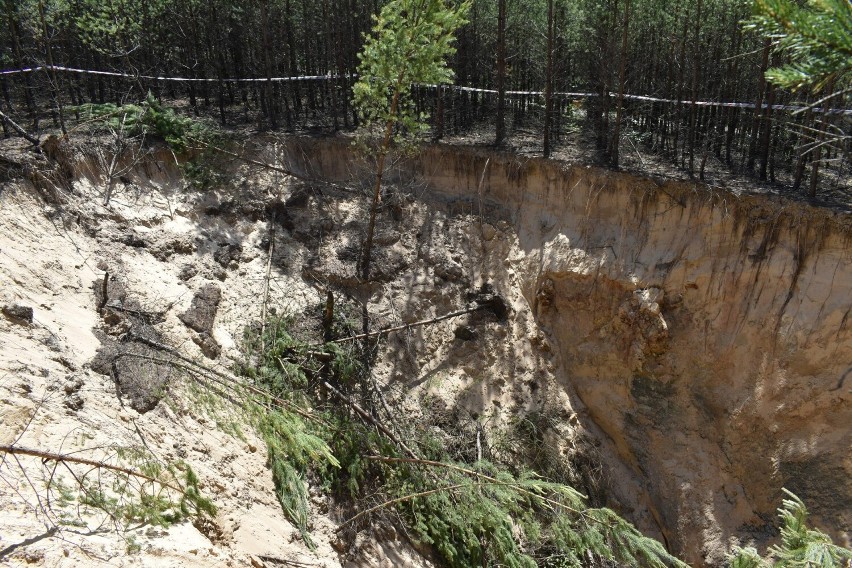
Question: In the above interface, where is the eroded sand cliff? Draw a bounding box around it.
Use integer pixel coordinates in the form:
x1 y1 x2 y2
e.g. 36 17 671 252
1 135 849 566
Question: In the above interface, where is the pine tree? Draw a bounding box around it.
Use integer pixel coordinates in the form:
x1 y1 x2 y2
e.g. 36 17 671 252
352 0 471 333
747 0 851 198
747 0 851 93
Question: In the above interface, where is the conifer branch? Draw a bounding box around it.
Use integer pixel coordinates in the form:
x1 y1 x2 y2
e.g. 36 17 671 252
365 455 587 517
0 109 41 146
318 380 419 460
0 445 183 494
339 482 470 529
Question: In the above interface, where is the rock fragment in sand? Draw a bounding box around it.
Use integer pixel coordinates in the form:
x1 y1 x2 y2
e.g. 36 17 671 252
179 283 221 334
214 242 242 267
2 303 33 325
179 263 198 281
454 325 477 341
193 331 222 359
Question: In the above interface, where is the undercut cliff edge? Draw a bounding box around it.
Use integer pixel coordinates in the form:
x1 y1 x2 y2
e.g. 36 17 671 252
1 134 848 567
276 136 851 566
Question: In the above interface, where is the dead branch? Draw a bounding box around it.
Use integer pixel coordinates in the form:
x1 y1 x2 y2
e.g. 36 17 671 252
317 303 487 346
0 445 184 494
104 302 165 319
0 109 41 147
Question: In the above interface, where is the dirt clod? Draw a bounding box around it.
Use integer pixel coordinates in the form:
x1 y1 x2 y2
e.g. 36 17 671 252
179 283 222 334
2 303 33 324
193 331 222 359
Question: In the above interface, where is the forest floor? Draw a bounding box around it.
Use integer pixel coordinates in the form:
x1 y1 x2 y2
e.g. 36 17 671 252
438 116 852 214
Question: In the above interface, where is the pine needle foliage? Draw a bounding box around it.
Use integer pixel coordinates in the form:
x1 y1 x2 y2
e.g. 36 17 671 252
731 546 768 568
746 0 852 92
729 489 852 568
69 93 219 152
237 315 358 547
238 311 687 567
768 490 851 567
258 409 336 548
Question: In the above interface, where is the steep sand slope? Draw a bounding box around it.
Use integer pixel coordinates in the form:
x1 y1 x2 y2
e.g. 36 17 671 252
278 136 852 566
0 141 432 568
1 135 848 567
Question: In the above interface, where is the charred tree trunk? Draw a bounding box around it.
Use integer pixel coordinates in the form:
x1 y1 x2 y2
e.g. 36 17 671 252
687 0 702 176
747 39 772 172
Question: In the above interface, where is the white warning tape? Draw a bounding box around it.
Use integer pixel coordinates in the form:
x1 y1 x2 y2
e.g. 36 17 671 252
1 65 849 115
0 65 351 83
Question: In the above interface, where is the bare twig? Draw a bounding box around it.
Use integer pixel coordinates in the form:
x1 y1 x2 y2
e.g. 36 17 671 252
0 445 184 494
260 226 275 353
318 380 419 460
316 303 487 346
119 335 322 423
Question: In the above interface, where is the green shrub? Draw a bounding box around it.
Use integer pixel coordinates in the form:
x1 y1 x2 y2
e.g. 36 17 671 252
729 489 852 568
70 94 219 153
237 308 688 568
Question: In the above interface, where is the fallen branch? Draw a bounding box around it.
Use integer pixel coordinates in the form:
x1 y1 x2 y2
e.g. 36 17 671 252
365 455 587 518
316 378 419 460
338 483 470 530
104 302 166 320
337 476 569 532
0 109 40 147
317 303 487 346
0 445 183 494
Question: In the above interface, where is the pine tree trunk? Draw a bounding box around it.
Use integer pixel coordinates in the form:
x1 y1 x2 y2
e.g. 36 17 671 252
261 0 277 129
543 0 554 157
610 0 630 167
747 39 771 171
38 0 66 135
495 0 507 146
687 0 702 176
